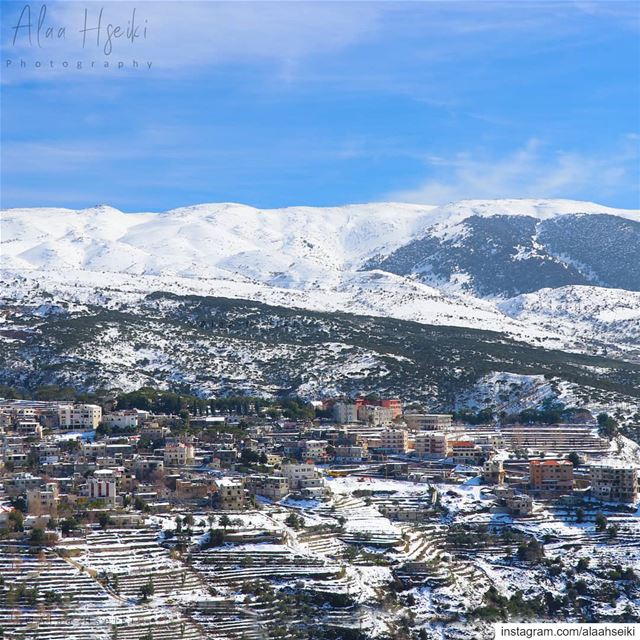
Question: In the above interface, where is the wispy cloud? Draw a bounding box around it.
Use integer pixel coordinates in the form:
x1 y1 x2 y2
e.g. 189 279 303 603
389 137 640 206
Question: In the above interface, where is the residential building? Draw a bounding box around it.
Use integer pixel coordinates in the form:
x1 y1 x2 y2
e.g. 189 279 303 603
86 470 118 505
303 439 328 461
58 404 102 430
482 459 505 485
357 405 395 427
415 432 448 458
102 411 139 429
529 459 574 495
448 440 484 465
590 460 638 503
333 402 359 424
215 477 245 509
404 414 453 432
280 462 325 492
26 482 60 516
380 428 409 454
334 445 367 462
164 442 195 466
246 475 290 501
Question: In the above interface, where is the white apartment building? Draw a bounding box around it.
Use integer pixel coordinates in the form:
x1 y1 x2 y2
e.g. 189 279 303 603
86 470 117 506
404 413 453 432
590 460 638 503
102 410 139 429
58 404 102 430
358 405 395 427
333 402 359 424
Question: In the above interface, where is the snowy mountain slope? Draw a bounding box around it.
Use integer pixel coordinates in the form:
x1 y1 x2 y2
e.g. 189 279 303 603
499 286 640 361
3 291 640 412
2 199 637 285
1 202 438 282
1 198 639 362
369 210 640 297
0 268 561 348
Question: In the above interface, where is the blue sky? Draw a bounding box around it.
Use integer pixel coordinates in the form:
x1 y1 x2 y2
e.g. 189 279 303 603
1 0 639 211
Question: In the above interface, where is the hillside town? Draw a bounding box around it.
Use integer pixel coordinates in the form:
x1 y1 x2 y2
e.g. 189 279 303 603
0 392 638 639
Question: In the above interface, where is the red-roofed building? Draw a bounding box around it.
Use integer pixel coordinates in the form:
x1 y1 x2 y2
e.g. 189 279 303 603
529 459 574 495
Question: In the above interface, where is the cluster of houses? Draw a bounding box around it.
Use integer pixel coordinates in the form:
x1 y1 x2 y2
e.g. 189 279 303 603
0 395 638 530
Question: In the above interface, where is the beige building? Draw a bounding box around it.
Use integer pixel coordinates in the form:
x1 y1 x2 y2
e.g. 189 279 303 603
482 459 505 485
280 462 325 492
164 442 195 466
448 440 484 465
246 475 290 501
59 404 102 430
415 432 448 458
590 460 638 503
357 405 395 427
215 477 245 509
405 414 453 432
380 428 409 454
27 482 60 516
303 440 328 461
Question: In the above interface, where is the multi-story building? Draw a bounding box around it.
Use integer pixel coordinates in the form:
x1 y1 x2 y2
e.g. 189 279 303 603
482 459 505 485
357 405 395 427
215 477 245 509
448 440 484 465
164 442 195 466
86 470 118 506
404 414 453 432
5 472 42 496
133 456 165 479
529 459 574 495
590 460 638 503
58 404 103 430
303 440 328 462
102 411 139 429
380 428 409 454
415 432 448 458
246 475 290 501
334 445 367 462
333 402 359 424
355 397 403 420
14 421 43 439
280 462 325 492
26 482 60 516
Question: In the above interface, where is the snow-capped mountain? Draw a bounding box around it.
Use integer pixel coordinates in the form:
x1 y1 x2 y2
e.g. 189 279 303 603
2 197 640 407
1 198 638 358
368 202 640 297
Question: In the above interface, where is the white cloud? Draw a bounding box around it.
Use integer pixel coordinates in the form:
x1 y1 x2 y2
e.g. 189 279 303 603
389 138 640 206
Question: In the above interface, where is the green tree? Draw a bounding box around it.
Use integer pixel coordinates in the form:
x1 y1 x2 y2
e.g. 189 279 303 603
98 513 112 530
597 413 618 438
29 527 46 546
140 578 155 602
595 512 608 532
